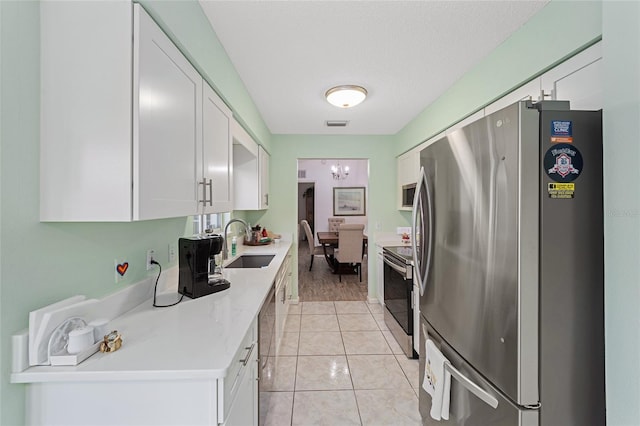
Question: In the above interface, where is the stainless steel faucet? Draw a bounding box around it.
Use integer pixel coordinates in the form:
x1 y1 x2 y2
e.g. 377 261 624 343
222 218 252 260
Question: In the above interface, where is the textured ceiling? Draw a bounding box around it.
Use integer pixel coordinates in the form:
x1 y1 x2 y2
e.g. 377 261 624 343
199 1 549 135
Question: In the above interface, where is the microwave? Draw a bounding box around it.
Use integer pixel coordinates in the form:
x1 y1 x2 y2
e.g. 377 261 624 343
401 183 416 208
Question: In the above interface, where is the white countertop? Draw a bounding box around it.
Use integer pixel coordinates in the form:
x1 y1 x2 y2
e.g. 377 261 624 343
374 231 410 248
12 239 292 384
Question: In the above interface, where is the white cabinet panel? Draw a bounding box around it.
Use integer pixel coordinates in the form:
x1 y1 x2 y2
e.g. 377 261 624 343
232 119 269 211
40 1 134 221
26 380 217 425
259 146 270 209
134 5 202 220
376 247 384 306
202 83 233 213
541 42 603 110
484 79 540 116
222 349 258 426
40 3 233 222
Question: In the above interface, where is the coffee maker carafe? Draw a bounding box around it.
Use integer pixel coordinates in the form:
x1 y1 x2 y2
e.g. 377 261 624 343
178 234 230 299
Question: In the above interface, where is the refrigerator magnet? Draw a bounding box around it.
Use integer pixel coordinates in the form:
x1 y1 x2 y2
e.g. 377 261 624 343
544 144 583 182
551 120 573 143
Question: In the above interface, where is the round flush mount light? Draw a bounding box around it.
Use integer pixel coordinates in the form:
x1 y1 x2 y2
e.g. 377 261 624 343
325 85 367 108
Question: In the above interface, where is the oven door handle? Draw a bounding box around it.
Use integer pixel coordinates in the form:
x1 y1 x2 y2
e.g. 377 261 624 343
383 255 408 278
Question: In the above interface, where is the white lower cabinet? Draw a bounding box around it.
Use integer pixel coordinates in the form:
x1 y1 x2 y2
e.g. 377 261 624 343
222 322 258 426
23 318 259 426
376 246 384 306
25 380 218 426
274 249 292 354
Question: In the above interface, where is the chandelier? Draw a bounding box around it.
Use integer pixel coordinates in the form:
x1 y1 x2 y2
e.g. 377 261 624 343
330 162 350 180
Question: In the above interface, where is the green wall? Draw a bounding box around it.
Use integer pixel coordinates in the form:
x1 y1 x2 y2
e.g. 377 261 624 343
396 0 602 156
602 2 640 424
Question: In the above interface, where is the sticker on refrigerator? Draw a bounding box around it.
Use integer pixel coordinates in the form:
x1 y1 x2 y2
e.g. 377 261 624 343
544 144 583 182
551 120 573 143
548 182 575 199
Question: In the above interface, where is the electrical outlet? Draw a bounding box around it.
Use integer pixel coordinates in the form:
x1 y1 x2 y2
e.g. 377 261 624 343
168 243 176 263
146 249 155 270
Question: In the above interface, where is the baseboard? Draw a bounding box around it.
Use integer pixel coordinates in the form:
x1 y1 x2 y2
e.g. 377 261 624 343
367 296 379 305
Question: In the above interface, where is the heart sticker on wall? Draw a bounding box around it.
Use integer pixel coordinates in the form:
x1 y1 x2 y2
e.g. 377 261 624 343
116 262 129 276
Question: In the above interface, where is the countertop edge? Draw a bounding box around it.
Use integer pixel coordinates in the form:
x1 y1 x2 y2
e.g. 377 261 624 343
12 238 293 384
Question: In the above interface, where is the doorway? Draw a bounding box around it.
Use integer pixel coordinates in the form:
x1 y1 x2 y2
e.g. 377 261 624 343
296 158 369 302
298 182 315 242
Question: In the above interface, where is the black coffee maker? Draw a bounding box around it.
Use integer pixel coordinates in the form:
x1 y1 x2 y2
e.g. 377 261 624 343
178 234 230 299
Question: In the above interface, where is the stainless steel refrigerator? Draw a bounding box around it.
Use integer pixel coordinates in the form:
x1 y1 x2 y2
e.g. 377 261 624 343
412 101 605 425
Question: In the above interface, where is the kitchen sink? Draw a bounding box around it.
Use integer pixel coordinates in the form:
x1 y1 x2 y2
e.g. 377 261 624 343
225 254 275 269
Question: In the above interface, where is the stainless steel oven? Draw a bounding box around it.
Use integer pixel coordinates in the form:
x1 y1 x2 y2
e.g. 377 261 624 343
383 246 418 358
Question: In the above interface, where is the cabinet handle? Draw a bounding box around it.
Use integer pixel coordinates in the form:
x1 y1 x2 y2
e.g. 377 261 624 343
239 343 255 366
208 179 213 206
199 178 213 206
265 193 269 206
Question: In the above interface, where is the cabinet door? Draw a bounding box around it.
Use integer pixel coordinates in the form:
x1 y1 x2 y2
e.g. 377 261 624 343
541 41 603 110
259 146 270 209
134 6 202 220
203 83 233 213
223 346 258 426
275 283 286 354
40 1 133 221
232 119 260 210
376 250 384 305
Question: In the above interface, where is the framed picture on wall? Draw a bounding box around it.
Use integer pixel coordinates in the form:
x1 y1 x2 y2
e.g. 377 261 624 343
333 187 366 216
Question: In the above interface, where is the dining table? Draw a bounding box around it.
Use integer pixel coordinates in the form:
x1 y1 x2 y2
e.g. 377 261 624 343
316 231 368 272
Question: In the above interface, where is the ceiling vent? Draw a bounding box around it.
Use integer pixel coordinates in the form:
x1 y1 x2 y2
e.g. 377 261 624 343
298 169 307 179
325 120 349 127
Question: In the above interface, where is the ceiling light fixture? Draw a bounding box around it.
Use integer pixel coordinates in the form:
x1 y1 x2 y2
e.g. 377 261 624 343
325 85 367 108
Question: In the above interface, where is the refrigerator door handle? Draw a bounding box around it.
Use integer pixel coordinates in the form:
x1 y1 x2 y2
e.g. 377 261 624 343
444 362 499 409
411 169 423 290
412 167 433 296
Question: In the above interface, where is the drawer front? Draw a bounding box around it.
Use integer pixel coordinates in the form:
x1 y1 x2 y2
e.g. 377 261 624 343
220 319 257 422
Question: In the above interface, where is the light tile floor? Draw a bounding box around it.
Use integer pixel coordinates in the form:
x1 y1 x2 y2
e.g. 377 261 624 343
261 301 422 426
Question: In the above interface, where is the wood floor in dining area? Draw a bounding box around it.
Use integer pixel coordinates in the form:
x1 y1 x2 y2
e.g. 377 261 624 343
297 240 369 302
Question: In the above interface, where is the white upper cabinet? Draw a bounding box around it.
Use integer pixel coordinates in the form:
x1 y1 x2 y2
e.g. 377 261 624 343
232 119 269 211
134 5 202 220
40 1 134 221
259 146 270 210
40 2 231 221
540 41 603 110
484 79 541 116
202 83 233 214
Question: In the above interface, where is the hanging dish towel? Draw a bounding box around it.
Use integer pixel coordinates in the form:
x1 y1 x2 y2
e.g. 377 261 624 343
422 338 452 420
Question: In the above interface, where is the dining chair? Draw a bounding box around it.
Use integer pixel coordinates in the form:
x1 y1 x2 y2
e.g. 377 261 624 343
334 223 365 282
328 217 345 233
301 219 331 271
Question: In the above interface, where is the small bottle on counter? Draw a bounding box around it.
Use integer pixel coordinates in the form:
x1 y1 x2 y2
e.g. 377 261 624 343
231 236 237 256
